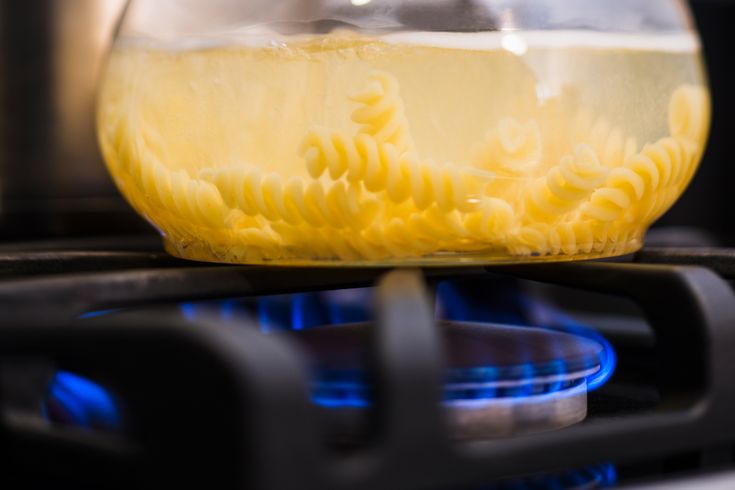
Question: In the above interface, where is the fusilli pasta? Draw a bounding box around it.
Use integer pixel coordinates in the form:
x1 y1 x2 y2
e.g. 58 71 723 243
472 117 542 175
509 220 640 257
200 166 380 230
463 198 517 242
568 110 638 170
524 144 607 221
582 136 691 223
669 84 710 145
349 71 415 153
300 129 493 212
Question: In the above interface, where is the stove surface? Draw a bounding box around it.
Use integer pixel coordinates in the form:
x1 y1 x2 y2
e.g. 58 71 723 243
0 239 734 489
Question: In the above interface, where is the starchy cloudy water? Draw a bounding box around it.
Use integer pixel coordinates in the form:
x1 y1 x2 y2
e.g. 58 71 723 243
97 30 709 265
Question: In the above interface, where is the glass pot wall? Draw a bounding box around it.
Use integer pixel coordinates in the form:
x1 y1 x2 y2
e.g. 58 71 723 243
97 0 710 266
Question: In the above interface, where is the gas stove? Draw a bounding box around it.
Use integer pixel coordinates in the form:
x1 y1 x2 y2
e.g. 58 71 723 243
1 239 735 489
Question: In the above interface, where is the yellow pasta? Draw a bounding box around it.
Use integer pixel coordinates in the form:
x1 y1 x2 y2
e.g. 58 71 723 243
300 129 493 213
588 119 638 169
510 222 592 256
472 117 542 176
405 205 470 243
349 71 415 153
566 110 638 170
362 217 441 259
669 84 709 188
581 168 645 222
200 166 380 230
108 116 232 230
271 223 366 261
524 144 608 221
582 136 692 223
230 227 285 261
100 54 708 264
669 84 710 145
463 198 518 242
509 220 641 257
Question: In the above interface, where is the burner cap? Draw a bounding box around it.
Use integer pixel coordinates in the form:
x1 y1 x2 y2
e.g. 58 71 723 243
291 321 609 440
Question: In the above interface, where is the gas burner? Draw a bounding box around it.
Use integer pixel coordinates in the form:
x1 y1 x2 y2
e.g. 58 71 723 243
293 321 612 440
488 463 616 490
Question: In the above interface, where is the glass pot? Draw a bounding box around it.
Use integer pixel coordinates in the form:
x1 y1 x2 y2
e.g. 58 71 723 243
98 0 710 266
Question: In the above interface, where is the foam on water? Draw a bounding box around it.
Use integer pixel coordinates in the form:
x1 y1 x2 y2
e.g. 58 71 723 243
382 30 701 53
119 27 701 53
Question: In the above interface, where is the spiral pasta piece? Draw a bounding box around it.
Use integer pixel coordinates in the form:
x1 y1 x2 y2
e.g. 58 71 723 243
230 227 285 261
525 144 608 221
472 117 542 176
108 116 231 230
349 71 415 153
301 129 492 213
510 222 594 256
362 217 440 259
271 223 367 261
580 167 644 222
668 84 709 187
669 84 710 145
509 220 640 257
588 119 638 169
463 198 517 242
405 205 470 244
567 110 638 170
200 166 380 230
582 136 692 223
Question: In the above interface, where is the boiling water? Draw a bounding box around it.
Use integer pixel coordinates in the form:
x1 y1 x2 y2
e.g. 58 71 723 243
97 31 709 265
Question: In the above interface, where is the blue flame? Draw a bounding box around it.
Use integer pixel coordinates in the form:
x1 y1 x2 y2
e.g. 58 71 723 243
520 296 617 392
436 280 527 325
437 281 617 393
220 300 236 321
312 377 590 409
291 294 307 330
79 309 120 319
258 299 273 333
180 302 197 321
74 281 615 419
478 463 616 489
255 289 371 333
43 371 122 432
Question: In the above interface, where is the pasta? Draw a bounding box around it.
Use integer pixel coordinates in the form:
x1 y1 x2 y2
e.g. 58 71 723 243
510 222 592 256
230 227 285 261
524 144 608 221
669 84 710 145
669 85 709 186
108 116 232 230
300 129 493 212
580 168 645 223
567 110 638 170
271 223 366 261
349 71 415 153
362 217 441 259
582 136 691 223
509 220 641 257
463 198 517 242
101 61 707 263
472 117 542 176
588 119 638 169
200 166 380 230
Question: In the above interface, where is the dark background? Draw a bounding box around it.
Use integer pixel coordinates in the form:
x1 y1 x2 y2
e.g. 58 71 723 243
656 0 735 245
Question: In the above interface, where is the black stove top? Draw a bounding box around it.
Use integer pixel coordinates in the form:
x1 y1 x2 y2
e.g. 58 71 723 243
1 240 735 489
